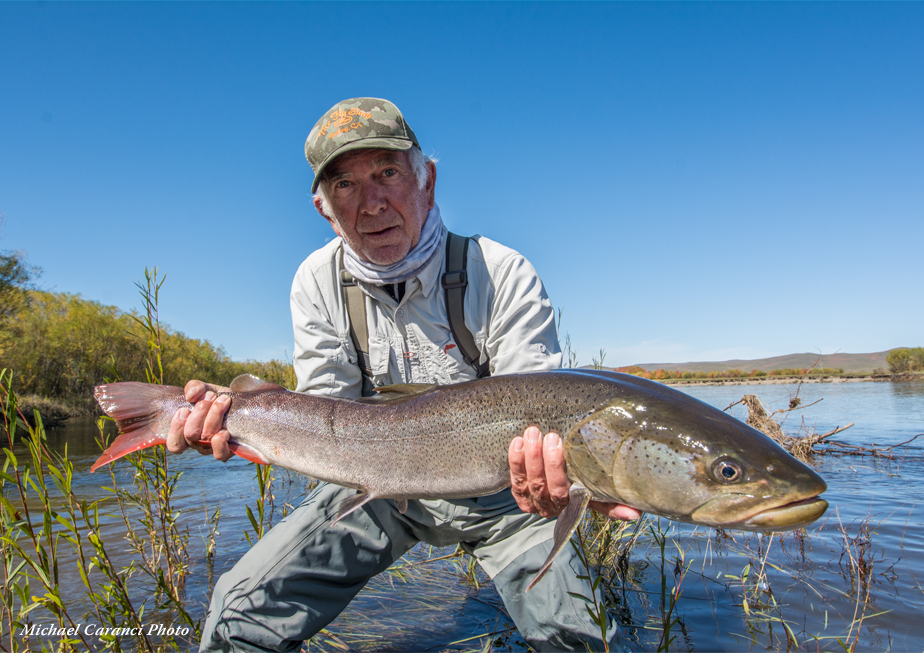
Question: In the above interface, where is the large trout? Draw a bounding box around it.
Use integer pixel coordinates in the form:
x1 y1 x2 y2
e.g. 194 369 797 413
93 370 828 589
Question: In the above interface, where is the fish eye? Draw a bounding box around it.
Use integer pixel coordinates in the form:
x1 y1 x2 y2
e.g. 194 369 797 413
712 458 744 483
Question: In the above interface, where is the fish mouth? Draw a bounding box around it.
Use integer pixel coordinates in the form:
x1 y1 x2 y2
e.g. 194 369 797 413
741 497 829 531
691 493 829 532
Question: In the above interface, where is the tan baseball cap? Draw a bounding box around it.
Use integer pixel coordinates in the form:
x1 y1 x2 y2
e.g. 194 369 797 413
305 98 420 193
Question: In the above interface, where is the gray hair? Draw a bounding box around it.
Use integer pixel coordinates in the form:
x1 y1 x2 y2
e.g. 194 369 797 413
315 147 434 217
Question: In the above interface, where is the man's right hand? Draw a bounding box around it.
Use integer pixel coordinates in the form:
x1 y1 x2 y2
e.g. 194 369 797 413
166 380 233 462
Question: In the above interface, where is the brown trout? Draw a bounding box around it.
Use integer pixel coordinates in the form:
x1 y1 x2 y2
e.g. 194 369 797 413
93 370 828 589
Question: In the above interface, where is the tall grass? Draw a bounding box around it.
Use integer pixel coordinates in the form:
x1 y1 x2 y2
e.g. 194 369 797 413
0 269 231 651
1 368 190 652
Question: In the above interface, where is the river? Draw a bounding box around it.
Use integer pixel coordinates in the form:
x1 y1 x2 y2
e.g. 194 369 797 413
6 378 924 651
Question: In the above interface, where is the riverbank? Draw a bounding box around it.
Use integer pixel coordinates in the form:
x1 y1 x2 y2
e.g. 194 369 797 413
658 373 917 387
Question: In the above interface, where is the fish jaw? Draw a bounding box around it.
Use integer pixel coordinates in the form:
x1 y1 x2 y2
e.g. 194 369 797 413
690 487 829 532
740 497 829 531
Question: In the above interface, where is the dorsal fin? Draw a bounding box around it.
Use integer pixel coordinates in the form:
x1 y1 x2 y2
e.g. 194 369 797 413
230 374 286 393
374 383 436 396
355 383 438 405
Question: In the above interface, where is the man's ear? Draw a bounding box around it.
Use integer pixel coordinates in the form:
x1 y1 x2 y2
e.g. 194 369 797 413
313 195 342 236
425 160 437 209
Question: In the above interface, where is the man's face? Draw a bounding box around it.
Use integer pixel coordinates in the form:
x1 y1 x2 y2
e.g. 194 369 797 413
314 149 436 266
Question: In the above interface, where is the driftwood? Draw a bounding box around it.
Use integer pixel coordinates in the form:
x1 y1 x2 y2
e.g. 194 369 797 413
726 394 854 460
728 393 920 462
819 433 924 459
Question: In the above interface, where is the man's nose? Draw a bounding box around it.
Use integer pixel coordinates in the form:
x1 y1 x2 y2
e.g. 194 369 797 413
359 181 387 215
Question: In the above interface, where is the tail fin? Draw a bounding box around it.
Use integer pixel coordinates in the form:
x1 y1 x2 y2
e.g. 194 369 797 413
92 382 186 472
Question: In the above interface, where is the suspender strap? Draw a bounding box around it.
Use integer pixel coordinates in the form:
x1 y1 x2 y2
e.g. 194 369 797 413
338 257 373 378
339 234 491 381
443 232 491 378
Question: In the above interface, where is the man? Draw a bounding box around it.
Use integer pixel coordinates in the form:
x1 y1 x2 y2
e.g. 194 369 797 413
168 98 640 652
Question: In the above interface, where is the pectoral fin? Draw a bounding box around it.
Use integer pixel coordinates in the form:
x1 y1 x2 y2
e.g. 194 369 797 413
395 499 408 514
526 484 592 592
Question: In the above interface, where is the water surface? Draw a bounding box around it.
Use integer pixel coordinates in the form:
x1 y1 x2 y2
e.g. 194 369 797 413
9 379 924 651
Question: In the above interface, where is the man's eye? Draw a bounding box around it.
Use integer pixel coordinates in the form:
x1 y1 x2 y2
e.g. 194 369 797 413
336 180 351 189
382 168 397 177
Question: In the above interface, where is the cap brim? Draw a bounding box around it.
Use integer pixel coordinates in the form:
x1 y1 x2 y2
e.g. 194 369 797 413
310 137 416 193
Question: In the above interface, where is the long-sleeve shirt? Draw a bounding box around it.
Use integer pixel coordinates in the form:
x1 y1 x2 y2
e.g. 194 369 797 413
290 226 562 398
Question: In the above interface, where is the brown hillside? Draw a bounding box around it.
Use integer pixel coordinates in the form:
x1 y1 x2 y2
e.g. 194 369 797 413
631 350 896 374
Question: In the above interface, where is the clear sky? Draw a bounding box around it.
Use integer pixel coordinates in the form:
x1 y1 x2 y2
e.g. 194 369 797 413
2 2 921 368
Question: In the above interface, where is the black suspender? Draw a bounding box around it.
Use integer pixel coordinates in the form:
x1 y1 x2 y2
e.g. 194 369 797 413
442 232 491 378
339 232 490 380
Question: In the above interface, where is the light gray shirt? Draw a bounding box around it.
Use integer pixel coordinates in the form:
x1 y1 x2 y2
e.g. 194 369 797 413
290 227 562 397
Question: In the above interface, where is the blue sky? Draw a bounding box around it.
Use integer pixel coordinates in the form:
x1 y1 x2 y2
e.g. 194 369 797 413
2 2 921 368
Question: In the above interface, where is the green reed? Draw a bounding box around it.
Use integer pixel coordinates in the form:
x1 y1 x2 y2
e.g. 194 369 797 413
101 268 196 637
1 368 154 652
244 462 275 546
0 267 204 651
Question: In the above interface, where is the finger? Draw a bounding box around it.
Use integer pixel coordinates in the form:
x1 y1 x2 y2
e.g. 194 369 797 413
166 408 190 453
524 427 558 517
589 501 643 522
202 394 231 438
184 380 209 403
508 436 533 512
543 432 570 510
184 380 231 403
183 391 216 444
210 430 233 462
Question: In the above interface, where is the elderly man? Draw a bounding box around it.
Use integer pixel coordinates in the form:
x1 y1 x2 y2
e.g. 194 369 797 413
169 98 640 652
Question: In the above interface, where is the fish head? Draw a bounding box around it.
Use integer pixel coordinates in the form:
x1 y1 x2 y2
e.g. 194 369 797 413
563 374 828 531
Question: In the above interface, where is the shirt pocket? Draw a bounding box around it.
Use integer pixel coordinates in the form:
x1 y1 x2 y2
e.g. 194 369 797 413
368 334 397 385
425 332 478 384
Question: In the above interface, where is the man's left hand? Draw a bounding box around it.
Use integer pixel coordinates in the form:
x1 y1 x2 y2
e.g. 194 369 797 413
509 426 643 521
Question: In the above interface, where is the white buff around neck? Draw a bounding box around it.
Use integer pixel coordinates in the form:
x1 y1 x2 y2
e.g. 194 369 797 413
341 204 444 285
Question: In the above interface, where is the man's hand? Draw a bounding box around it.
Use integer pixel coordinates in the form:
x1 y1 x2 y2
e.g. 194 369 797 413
508 426 643 522
166 380 233 462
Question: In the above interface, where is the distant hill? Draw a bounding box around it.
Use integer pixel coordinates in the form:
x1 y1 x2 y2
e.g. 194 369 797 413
629 350 897 374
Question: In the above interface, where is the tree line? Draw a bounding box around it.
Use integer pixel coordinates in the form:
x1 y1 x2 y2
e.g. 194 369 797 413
614 366 847 381
0 245 295 415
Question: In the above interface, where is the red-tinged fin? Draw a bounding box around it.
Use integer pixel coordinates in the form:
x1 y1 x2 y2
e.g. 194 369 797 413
226 439 270 465
91 382 185 472
229 374 286 393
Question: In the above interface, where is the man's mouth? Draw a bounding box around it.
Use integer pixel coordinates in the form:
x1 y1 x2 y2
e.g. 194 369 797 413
363 225 398 238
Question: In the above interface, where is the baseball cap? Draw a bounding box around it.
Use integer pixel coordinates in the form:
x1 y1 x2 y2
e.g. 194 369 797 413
305 98 420 193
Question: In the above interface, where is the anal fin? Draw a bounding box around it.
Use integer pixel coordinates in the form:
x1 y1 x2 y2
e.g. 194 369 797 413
527 484 592 591
226 439 270 465
333 491 376 525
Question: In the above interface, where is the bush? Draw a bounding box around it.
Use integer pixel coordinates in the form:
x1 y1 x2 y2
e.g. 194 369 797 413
887 347 924 374
0 290 296 413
